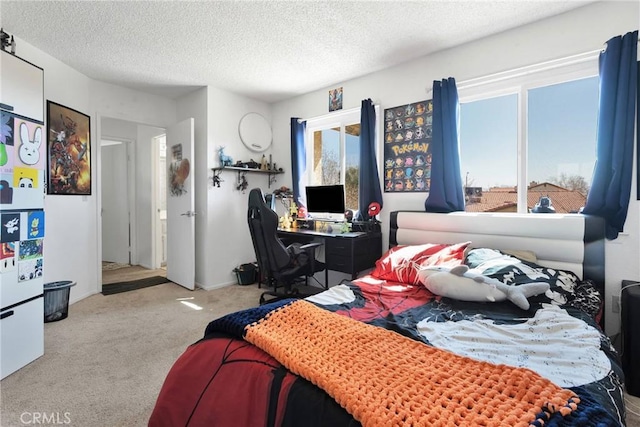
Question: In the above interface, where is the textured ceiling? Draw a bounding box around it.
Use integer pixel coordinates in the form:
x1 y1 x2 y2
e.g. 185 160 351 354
1 1 595 103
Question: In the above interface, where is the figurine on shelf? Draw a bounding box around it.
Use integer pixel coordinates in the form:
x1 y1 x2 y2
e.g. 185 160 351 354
281 213 291 230
260 154 268 171
289 200 298 218
236 174 248 193
218 146 233 167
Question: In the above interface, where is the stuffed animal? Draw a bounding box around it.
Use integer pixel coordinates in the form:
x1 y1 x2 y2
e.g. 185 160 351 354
417 264 550 310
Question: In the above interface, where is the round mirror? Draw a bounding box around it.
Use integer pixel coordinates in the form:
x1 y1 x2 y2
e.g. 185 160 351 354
239 112 272 152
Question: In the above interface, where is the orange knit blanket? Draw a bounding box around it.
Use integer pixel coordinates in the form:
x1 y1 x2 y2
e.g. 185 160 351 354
245 300 579 427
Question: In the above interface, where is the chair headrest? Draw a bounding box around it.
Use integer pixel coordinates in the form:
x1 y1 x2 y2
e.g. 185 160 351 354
248 188 266 208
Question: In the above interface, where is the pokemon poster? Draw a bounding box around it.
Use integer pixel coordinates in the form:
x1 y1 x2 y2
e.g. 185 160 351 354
383 100 433 193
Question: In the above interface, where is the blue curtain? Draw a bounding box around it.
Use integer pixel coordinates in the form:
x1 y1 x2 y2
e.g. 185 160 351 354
358 99 383 220
583 31 638 240
290 118 306 207
424 78 465 213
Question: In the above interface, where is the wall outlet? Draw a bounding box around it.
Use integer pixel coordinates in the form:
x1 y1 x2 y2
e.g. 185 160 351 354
612 295 621 313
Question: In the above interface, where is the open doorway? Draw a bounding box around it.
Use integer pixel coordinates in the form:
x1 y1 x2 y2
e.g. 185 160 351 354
101 138 132 267
100 117 167 284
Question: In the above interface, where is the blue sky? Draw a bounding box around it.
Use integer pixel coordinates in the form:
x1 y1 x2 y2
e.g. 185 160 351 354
321 130 359 167
459 76 599 189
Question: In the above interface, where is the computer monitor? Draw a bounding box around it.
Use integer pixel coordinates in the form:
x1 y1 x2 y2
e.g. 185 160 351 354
304 184 346 221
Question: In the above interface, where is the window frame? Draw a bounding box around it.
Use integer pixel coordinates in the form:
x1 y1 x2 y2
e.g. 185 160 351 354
304 106 361 204
458 54 599 213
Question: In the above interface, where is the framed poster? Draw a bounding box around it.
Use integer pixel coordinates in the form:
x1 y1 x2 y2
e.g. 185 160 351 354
329 87 343 112
46 101 91 195
383 100 433 192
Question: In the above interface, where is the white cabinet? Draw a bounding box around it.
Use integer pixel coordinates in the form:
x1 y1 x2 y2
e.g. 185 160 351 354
0 51 45 379
0 51 44 123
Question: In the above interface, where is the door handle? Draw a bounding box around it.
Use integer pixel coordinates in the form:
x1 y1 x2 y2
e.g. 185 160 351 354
180 211 197 217
0 310 14 320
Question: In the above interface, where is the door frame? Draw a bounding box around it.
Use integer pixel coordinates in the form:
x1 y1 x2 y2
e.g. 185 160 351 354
96 113 164 291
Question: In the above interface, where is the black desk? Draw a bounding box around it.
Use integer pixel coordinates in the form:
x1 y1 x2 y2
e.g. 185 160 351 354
277 228 382 288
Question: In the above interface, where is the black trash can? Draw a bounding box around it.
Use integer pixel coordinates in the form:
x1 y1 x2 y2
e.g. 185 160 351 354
233 263 257 286
43 281 76 322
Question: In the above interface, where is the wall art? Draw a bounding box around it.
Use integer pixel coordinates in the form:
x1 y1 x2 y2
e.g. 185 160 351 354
46 101 91 195
383 99 433 192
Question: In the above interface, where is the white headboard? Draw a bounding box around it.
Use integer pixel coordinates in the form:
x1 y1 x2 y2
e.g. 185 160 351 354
389 211 605 297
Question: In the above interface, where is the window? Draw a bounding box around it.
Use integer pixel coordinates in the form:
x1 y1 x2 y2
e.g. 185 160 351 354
306 108 361 212
459 58 599 214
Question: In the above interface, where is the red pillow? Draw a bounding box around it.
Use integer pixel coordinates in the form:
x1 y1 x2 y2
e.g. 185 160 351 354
421 241 471 268
370 243 451 284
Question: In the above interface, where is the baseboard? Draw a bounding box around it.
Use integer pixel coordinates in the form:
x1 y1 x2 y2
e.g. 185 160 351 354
197 280 236 291
69 289 99 306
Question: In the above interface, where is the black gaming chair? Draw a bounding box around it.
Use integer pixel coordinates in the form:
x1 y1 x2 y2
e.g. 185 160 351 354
247 188 325 304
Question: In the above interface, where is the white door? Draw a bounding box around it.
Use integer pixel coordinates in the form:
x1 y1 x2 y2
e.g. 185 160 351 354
166 118 195 290
101 142 130 264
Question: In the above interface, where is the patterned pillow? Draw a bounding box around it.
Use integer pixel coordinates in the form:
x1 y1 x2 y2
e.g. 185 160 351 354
371 242 470 285
465 248 602 318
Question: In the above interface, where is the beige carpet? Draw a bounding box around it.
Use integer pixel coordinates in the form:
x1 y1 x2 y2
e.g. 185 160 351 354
1 280 638 426
0 282 264 427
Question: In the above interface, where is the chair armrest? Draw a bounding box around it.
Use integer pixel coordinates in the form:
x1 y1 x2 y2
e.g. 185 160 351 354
300 242 323 274
300 242 322 251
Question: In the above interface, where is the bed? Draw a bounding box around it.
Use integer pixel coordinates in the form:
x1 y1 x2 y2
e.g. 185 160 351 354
149 211 626 426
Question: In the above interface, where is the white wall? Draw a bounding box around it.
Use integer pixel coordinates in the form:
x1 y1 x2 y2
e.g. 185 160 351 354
101 118 136 264
271 1 639 336
201 86 272 289
135 124 166 268
8 36 178 304
175 86 273 289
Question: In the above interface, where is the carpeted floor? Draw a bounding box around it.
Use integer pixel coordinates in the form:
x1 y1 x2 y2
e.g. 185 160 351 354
0 282 264 427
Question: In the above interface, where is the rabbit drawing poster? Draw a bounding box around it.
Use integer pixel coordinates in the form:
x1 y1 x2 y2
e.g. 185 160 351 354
46 101 91 195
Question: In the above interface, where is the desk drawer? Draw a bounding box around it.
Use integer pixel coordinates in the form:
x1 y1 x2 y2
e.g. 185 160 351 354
326 239 352 257
326 253 352 273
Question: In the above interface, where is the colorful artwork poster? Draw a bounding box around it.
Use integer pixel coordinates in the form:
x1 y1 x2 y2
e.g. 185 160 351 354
18 257 43 282
46 101 91 195
13 166 39 189
0 242 16 273
0 111 15 174
169 143 190 197
1 212 20 243
27 210 45 239
383 100 433 193
329 87 343 112
15 118 45 169
19 238 43 260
